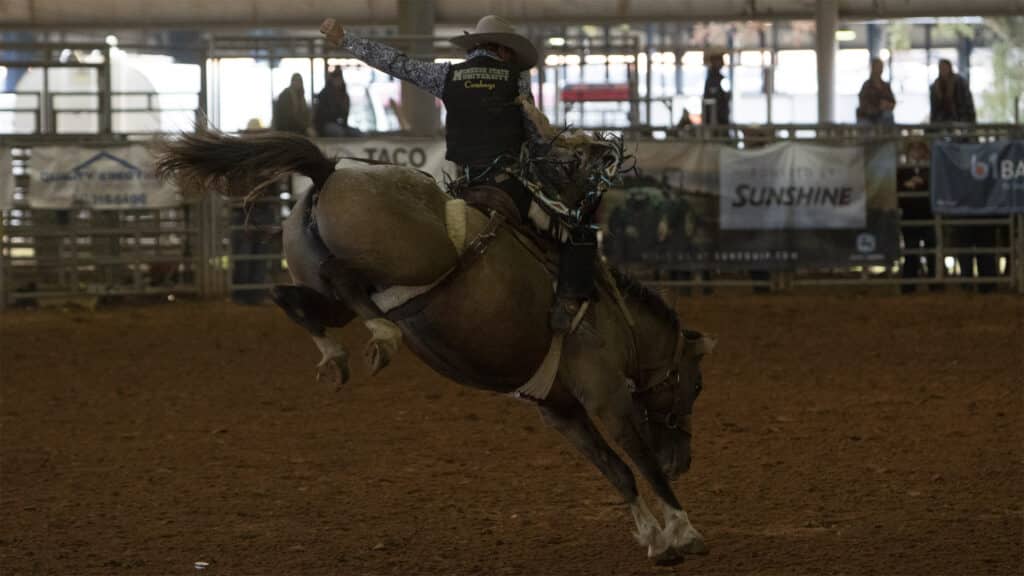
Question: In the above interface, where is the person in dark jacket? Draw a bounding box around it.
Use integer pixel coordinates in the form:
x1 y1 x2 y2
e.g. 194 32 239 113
701 51 730 128
929 59 975 123
857 58 896 125
321 15 594 331
314 67 352 137
272 73 312 135
929 60 996 291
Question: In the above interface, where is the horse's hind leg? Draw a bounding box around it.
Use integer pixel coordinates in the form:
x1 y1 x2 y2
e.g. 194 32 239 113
537 385 667 558
320 258 402 376
278 189 360 387
270 284 355 388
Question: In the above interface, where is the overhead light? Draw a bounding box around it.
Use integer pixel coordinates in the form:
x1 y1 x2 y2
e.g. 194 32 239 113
548 37 566 47
836 29 856 42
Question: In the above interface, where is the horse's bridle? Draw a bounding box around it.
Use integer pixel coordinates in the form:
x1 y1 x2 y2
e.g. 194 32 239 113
629 329 699 434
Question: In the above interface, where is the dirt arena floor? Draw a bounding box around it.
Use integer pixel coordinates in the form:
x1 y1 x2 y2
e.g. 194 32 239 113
1 293 1021 575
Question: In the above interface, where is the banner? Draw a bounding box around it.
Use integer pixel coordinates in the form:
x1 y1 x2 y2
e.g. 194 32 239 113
602 141 900 270
0 148 11 210
931 141 1024 214
26 145 181 210
291 137 455 194
319 137 454 182
719 142 866 230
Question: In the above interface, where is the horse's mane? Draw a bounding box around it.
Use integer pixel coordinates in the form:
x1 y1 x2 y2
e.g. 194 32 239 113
608 266 680 332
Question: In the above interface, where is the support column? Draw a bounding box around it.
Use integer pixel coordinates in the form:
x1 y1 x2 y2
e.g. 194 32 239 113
867 23 881 60
815 0 838 123
958 34 973 83
398 0 439 136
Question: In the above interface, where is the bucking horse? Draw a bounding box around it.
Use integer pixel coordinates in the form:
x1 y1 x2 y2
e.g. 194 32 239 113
156 125 715 564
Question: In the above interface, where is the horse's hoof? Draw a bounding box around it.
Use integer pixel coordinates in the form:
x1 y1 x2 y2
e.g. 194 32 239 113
316 353 350 390
677 536 709 556
364 341 393 376
652 547 685 566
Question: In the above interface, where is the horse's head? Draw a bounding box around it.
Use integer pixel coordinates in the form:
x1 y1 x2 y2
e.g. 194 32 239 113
634 330 715 479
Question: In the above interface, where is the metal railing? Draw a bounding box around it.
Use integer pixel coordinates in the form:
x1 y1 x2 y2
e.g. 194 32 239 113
1 90 202 136
1 126 1022 310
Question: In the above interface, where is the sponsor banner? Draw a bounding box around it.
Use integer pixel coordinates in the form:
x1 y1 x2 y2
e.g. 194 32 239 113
320 138 453 181
0 148 12 210
719 142 866 230
292 138 455 194
26 145 181 210
931 141 1024 214
602 141 899 270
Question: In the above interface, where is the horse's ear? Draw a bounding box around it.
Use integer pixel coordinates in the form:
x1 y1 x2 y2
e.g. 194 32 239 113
692 334 717 356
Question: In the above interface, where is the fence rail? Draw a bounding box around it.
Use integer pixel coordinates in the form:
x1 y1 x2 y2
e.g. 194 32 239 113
2 126 1022 310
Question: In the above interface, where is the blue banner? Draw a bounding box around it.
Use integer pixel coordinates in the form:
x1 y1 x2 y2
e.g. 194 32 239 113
931 141 1024 214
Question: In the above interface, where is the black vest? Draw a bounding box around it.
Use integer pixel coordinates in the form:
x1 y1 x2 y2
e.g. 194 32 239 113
442 56 524 167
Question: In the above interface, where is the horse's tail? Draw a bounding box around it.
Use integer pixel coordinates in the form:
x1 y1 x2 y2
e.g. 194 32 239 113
155 129 336 201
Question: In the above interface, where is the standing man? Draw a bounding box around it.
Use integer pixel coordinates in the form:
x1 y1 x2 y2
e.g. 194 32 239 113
857 58 896 125
321 15 593 331
702 51 730 129
929 59 994 291
930 59 975 123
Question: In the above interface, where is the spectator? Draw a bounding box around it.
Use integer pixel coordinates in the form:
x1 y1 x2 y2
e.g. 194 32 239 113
857 58 896 126
929 60 995 291
314 68 352 137
272 73 312 135
929 59 975 123
896 139 939 293
702 51 730 129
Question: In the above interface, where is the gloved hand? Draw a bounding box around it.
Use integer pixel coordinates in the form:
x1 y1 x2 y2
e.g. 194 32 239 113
320 18 345 47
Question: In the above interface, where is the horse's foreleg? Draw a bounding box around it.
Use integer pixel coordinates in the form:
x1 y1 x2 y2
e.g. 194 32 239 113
270 284 355 388
590 385 706 563
658 501 708 557
564 357 703 565
537 386 666 557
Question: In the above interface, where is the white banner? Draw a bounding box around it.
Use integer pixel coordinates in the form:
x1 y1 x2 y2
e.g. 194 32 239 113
291 137 453 195
319 137 453 182
0 148 12 210
719 142 866 230
27 145 181 210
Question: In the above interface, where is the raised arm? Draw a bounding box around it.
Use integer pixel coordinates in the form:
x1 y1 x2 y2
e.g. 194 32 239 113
321 18 448 99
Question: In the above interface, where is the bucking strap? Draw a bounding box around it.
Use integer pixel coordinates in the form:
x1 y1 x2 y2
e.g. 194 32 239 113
460 184 523 226
382 210 505 322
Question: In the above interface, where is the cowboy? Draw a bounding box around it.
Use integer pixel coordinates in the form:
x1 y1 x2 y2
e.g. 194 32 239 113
320 15 593 333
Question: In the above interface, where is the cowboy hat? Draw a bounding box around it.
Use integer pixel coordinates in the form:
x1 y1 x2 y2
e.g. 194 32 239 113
449 15 538 69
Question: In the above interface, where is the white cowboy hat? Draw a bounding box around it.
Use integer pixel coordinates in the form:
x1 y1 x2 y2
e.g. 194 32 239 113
449 15 538 69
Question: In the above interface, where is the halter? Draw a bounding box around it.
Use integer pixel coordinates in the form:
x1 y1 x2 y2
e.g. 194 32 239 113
630 329 697 433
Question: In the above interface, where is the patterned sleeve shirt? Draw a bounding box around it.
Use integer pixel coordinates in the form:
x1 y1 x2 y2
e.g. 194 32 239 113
340 31 533 101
